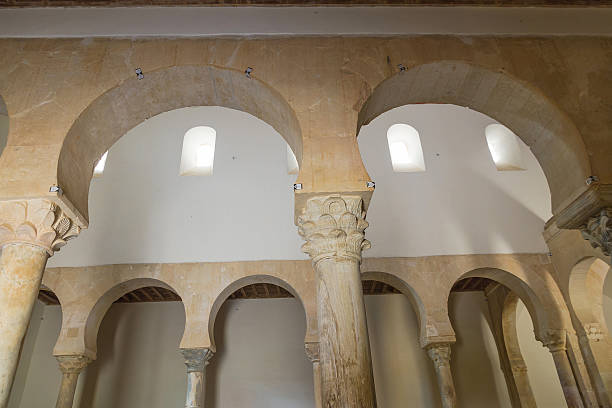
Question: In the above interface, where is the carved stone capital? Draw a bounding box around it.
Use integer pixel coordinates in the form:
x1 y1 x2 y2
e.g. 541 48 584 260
0 199 81 256
56 355 91 375
426 343 452 368
543 329 567 352
181 348 214 373
297 195 370 264
580 208 611 259
304 342 320 363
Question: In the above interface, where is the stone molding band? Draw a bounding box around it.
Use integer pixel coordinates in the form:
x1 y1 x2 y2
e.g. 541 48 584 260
297 195 370 265
0 199 81 256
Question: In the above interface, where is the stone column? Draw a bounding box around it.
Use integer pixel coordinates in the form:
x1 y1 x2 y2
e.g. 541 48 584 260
426 343 457 408
0 200 81 408
298 195 376 408
55 355 91 408
181 348 213 408
305 342 322 408
544 330 585 408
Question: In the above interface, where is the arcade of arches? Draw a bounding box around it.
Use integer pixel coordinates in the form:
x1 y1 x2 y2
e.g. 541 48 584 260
1 9 612 408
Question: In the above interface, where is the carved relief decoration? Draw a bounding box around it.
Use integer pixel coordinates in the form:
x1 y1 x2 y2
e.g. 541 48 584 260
181 348 214 372
0 199 81 255
297 195 370 264
56 355 91 374
580 208 611 258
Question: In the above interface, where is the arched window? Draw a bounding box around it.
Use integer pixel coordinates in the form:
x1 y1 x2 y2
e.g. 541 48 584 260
287 144 299 175
386 123 426 172
93 151 109 177
485 124 526 171
180 126 217 176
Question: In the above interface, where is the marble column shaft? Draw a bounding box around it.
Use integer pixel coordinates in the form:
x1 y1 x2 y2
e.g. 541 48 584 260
55 355 91 408
0 244 48 407
182 348 213 408
0 199 81 408
545 331 585 408
298 195 376 408
426 343 457 408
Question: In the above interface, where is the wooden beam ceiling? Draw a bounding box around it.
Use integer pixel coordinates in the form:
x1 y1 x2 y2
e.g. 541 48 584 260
37 277 497 306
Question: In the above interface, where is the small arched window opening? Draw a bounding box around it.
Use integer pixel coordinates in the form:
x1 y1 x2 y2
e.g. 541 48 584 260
287 144 299 175
180 126 217 176
93 151 109 177
387 123 426 173
485 124 526 171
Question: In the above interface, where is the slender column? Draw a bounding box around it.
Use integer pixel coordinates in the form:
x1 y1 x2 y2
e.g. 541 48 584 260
181 348 213 408
298 195 376 408
426 343 457 408
544 330 585 408
0 200 81 408
305 342 322 408
55 355 90 408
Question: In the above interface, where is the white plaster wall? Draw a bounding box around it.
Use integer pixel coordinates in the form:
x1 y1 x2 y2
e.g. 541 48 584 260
50 104 551 267
359 104 552 257
10 292 576 408
49 107 304 267
516 300 568 408
448 292 513 408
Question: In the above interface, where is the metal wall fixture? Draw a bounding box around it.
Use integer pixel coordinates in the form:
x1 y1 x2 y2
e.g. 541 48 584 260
586 175 600 185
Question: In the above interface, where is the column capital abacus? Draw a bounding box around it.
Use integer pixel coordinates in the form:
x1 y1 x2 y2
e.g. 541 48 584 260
543 329 567 352
297 195 370 265
56 355 91 374
0 199 82 256
426 343 452 368
304 342 320 363
580 208 611 260
181 348 214 373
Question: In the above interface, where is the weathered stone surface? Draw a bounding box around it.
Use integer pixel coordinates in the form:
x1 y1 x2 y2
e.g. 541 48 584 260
543 330 586 408
181 348 213 408
0 244 48 408
299 195 376 408
0 36 610 220
55 355 90 408
0 199 81 256
426 343 457 408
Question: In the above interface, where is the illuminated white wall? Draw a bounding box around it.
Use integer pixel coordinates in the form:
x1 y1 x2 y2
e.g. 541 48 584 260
359 104 552 256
